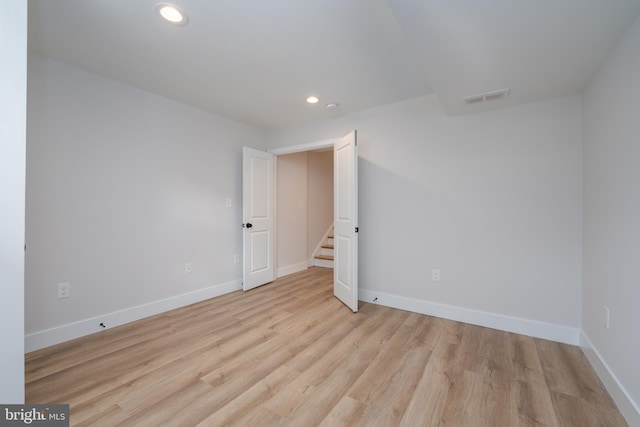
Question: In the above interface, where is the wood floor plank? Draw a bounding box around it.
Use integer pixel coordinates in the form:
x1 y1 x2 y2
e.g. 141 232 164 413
398 349 451 427
513 379 560 427
347 345 433 426
550 391 629 427
317 395 367 427
73 404 130 427
195 365 302 426
259 306 405 422
119 380 215 427
25 267 628 426
536 339 616 406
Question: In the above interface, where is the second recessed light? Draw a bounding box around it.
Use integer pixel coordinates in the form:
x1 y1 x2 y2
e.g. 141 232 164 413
156 4 188 25
306 96 319 104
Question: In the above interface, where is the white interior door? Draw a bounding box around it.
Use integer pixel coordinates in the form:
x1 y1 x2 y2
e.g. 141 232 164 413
334 131 358 311
242 147 275 291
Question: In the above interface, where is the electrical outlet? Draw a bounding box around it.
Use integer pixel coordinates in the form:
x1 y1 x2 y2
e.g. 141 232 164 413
604 306 610 329
185 263 192 274
225 198 232 208
432 269 441 282
234 254 239 264
57 282 70 299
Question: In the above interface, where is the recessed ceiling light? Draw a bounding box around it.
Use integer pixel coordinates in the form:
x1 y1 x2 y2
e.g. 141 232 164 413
156 4 188 25
306 96 319 104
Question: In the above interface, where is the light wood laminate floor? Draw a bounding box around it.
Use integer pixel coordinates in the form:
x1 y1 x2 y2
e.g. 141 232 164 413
26 267 627 426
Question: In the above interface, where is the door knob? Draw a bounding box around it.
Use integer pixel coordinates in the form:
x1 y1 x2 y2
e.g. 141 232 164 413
245 223 253 228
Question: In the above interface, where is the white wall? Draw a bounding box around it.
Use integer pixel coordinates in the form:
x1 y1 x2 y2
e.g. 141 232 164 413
26 55 265 350
0 0 27 403
276 152 308 276
582 14 640 422
307 151 334 258
266 94 583 342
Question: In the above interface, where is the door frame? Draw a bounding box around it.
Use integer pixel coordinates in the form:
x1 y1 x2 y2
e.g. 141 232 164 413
269 138 337 156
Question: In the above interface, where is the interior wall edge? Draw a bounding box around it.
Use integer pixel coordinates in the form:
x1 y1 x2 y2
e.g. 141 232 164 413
580 331 640 426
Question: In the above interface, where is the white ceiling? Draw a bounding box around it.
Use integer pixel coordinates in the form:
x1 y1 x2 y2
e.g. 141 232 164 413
28 0 640 129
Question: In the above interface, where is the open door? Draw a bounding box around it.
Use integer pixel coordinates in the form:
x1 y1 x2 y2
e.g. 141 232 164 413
242 147 275 291
334 131 358 312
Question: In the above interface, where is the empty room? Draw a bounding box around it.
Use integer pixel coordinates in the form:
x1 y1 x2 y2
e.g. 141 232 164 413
2 0 640 425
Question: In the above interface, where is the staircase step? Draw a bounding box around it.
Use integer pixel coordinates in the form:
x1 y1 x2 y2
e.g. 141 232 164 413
314 227 335 269
314 258 334 268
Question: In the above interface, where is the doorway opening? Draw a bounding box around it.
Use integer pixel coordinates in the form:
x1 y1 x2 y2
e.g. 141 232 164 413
275 147 334 278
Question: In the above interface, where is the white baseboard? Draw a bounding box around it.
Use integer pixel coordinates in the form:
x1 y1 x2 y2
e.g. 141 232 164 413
25 279 242 352
276 262 308 278
358 289 580 345
580 332 640 426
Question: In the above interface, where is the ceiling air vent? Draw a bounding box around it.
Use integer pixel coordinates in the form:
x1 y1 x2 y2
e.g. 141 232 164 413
464 88 510 105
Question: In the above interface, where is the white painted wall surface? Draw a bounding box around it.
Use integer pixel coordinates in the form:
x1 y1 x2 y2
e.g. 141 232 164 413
0 0 27 403
307 151 334 259
266 94 583 335
582 14 640 422
26 56 265 348
276 152 308 276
